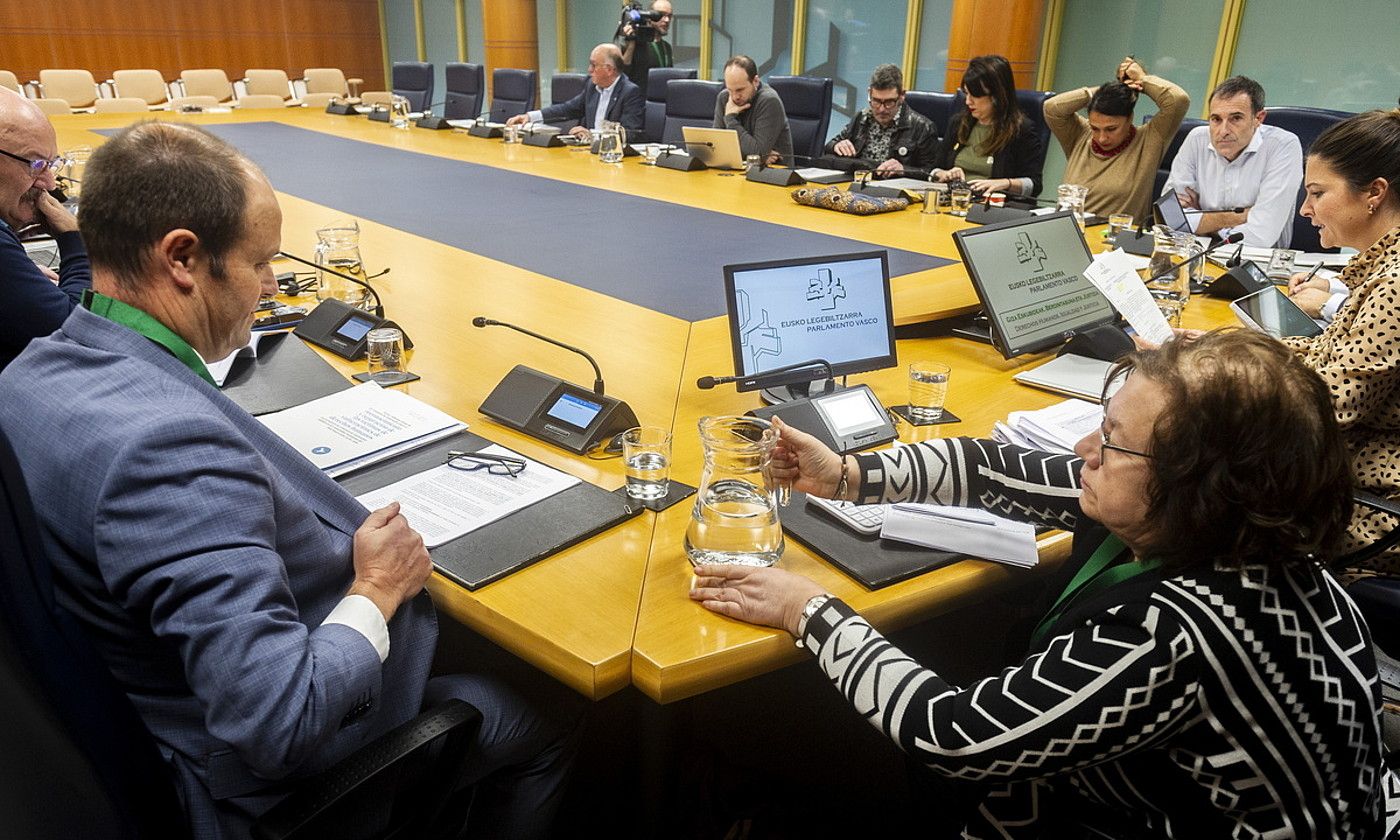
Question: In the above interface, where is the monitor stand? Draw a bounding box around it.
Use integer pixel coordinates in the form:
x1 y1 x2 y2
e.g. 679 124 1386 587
760 378 839 406
947 310 994 345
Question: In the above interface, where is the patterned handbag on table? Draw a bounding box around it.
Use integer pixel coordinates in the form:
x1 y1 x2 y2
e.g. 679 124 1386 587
790 185 910 215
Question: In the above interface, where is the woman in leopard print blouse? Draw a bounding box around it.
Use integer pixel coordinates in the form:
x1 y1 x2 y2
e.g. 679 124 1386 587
1285 109 1400 571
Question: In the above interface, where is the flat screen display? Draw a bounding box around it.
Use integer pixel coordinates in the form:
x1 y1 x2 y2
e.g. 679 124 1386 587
1230 286 1323 339
545 391 604 429
1155 190 1190 233
334 313 376 342
723 251 896 390
813 387 888 436
952 211 1117 358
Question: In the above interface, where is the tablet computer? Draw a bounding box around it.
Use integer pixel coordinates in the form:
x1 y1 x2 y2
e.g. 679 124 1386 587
1229 286 1324 339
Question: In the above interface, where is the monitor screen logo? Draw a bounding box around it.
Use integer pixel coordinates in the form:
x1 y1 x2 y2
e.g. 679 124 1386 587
806 268 846 311
1016 232 1048 272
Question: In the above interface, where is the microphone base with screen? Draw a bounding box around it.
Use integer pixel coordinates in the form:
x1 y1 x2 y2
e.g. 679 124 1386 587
293 299 413 361
655 153 706 172
1114 229 1155 256
1204 260 1272 299
415 115 452 130
759 378 837 406
746 167 804 187
479 365 639 455
1056 324 1133 362
325 101 358 116
748 385 897 455
523 131 565 147
468 123 503 138
965 203 1034 225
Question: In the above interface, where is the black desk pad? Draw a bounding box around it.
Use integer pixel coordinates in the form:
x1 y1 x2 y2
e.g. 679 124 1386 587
221 332 352 416
781 490 963 590
336 430 642 590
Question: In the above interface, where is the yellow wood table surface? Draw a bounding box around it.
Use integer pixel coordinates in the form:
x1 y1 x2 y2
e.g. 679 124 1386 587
48 109 1237 702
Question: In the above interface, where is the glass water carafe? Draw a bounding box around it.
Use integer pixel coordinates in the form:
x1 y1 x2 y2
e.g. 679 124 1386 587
314 218 371 310
684 416 784 568
1145 226 1193 326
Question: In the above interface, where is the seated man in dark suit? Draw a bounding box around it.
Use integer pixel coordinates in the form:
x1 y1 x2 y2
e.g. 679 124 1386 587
0 121 579 840
0 87 90 371
509 43 645 139
816 64 937 177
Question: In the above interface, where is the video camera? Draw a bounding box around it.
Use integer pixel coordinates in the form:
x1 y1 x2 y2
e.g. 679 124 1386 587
620 2 664 43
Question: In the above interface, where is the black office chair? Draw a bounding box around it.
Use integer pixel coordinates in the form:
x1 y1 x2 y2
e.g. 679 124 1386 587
645 67 696 143
661 78 723 145
1015 89 1055 195
391 61 434 113
489 68 538 122
444 62 485 120
1153 117 1207 200
904 90 960 140
766 75 833 162
1264 106 1353 253
545 72 587 130
0 425 484 840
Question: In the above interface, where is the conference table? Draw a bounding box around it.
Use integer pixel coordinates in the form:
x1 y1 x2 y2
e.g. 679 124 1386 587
49 108 1234 705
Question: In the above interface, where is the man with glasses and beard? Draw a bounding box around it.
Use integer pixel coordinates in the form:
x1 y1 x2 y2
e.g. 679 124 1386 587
819 64 937 178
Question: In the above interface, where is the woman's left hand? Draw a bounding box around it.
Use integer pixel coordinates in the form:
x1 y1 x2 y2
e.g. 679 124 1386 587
968 177 1011 195
690 564 827 636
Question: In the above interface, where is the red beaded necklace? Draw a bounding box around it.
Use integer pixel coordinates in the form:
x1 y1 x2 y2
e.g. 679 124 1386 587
1091 124 1137 158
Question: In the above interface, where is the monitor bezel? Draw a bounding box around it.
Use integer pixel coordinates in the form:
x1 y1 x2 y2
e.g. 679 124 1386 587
1154 190 1191 233
951 210 1117 359
722 250 897 393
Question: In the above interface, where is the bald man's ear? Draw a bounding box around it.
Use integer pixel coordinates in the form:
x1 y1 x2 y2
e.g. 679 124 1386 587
154 228 203 291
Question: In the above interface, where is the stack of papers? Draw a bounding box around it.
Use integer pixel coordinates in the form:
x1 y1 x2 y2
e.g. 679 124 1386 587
259 382 466 477
993 398 1102 454
879 504 1038 568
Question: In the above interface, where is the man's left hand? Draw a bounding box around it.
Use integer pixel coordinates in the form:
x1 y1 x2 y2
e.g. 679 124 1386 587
875 158 903 176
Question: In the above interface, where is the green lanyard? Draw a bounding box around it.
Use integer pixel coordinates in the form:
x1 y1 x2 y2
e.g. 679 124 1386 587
1030 534 1160 647
650 40 666 68
83 290 216 387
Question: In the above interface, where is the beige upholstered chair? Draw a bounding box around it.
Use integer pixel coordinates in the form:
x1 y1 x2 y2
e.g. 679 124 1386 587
32 98 71 116
0 71 20 93
169 95 221 111
235 94 289 109
38 70 99 110
179 69 235 104
360 90 393 107
92 97 150 114
111 69 170 109
243 69 299 105
303 68 362 103
302 92 341 108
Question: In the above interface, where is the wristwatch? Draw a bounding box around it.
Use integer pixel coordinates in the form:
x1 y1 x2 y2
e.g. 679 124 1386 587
794 593 833 648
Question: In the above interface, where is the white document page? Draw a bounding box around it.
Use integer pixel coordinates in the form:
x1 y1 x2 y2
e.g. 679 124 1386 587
259 382 466 476
795 166 848 179
866 177 936 192
879 503 1039 568
995 399 1103 454
207 329 294 387
1082 249 1174 346
355 445 581 548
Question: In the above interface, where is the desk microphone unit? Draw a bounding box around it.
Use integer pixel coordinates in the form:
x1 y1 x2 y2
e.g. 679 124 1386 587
467 112 504 138
277 251 413 361
414 101 453 130
472 317 639 454
746 164 803 186
655 146 706 171
367 105 392 123
522 124 565 147
325 98 358 116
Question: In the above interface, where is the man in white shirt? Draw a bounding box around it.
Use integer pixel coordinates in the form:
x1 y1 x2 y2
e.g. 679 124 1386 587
1164 76 1302 248
509 43 645 139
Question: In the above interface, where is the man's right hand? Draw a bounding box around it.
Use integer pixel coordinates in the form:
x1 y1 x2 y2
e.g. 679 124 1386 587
1177 187 1199 210
833 139 856 157
505 114 528 127
724 96 750 118
33 190 79 236
349 502 431 622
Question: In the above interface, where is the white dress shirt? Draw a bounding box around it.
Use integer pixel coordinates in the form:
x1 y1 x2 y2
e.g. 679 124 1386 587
1164 123 1303 248
527 77 620 132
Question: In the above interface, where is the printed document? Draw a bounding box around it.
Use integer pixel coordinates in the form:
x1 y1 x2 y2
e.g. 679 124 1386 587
879 503 1039 568
1082 249 1174 346
354 445 581 548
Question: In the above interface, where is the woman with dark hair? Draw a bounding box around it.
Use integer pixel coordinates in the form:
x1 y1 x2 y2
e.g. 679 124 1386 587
1044 56 1188 219
691 330 1397 837
929 54 1044 196
1283 108 1400 571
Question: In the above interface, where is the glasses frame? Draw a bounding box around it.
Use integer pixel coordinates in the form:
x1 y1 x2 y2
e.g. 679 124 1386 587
868 91 902 110
0 147 65 177
445 450 527 477
1097 371 1153 461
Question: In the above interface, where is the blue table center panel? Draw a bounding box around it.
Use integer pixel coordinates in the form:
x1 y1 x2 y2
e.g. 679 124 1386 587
175 123 953 321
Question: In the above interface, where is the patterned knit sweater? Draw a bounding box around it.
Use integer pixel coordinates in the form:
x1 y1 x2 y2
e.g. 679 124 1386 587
798 438 1400 838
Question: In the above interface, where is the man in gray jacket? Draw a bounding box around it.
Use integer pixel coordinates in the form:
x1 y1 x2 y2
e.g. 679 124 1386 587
713 55 794 166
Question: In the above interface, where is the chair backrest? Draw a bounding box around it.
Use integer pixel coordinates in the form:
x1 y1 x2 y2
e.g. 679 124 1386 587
92 97 151 114
1154 116 1207 199
1015 89 1054 161
244 69 292 100
303 68 349 97
551 72 587 106
33 98 71 116
0 70 23 93
443 62 485 120
904 90 960 139
39 69 98 109
490 68 538 122
391 61 433 112
645 67 696 143
112 69 168 106
237 94 288 109
180 69 234 103
661 78 723 145
360 91 394 108
0 427 188 838
1265 106 1353 253
766 75 832 161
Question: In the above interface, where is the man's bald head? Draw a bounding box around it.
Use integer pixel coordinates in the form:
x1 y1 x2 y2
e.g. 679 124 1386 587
0 87 60 230
588 43 625 87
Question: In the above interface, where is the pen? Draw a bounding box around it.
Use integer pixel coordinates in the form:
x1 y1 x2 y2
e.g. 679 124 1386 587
1300 263 1323 286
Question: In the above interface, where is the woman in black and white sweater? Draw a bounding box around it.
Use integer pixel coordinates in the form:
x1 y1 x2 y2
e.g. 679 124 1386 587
691 330 1399 838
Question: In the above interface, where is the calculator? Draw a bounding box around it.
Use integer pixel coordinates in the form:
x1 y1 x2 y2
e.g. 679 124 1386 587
806 496 887 536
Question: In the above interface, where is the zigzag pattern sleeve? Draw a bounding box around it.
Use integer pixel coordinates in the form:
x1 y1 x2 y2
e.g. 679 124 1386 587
800 596 1200 783
852 438 1083 531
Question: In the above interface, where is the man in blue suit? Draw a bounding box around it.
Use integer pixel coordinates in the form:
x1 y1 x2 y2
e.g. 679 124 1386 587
508 43 645 139
0 121 578 839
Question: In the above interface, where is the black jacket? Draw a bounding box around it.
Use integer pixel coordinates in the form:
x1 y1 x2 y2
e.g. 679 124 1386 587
932 111 1045 196
819 105 938 174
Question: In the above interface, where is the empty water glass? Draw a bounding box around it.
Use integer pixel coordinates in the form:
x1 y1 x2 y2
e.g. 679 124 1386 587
365 328 412 385
389 95 411 130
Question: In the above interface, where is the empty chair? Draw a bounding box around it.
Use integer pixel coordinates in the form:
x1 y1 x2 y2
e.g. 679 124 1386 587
32 98 71 116
661 78 723 145
38 70 100 111
391 61 433 112
236 94 289 109
644 67 696 143
179 69 235 104
766 75 833 162
111 69 170 109
444 62 485 119
92 97 150 114
1154 116 1207 199
905 90 960 140
303 67 362 104
360 91 394 108
1265 106 1353 253
545 72 587 130
0 70 20 94
169 95 221 111
489 68 538 122
244 69 298 105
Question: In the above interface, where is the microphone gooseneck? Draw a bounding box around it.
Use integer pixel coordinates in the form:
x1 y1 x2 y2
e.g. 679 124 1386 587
1144 232 1244 286
278 250 385 318
473 316 606 395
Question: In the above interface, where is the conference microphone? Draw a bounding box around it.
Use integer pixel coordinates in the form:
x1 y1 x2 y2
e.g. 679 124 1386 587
1145 231 1244 286
1226 241 1245 268
414 100 453 130
472 316 606 395
277 251 386 318
697 358 836 391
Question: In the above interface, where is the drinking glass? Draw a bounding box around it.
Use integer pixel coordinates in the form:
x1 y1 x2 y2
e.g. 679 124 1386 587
853 168 872 188
908 362 951 421
622 426 672 501
365 328 412 384
643 143 662 165
389 95 411 129
1108 213 1134 238
1056 183 1088 228
1146 227 1193 326
597 127 624 164
1268 248 1297 279
949 187 973 217
60 146 91 200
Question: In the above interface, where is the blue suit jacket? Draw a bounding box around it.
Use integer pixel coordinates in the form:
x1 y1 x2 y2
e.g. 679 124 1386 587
0 306 437 838
540 74 645 136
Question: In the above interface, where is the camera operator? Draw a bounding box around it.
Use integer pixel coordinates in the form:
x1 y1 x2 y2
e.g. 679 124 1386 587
614 0 674 99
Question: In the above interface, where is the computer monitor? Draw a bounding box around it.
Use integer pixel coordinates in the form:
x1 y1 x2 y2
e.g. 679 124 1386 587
951 210 1117 359
682 126 744 169
723 250 896 393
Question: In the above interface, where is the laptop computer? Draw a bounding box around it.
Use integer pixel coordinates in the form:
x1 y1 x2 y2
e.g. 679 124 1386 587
681 126 744 170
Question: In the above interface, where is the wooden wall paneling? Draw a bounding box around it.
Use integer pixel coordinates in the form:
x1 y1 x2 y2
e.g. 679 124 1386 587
945 0 1046 92
482 0 540 102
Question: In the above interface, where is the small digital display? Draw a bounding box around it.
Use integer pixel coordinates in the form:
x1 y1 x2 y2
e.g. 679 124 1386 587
1156 191 1190 233
814 388 888 435
545 391 604 429
334 314 376 342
